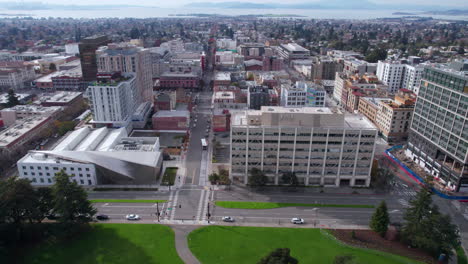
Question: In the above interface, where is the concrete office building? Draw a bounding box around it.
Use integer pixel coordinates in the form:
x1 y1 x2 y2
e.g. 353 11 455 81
17 126 162 186
87 72 137 129
405 62 468 192
230 106 377 186
0 61 36 91
78 35 110 82
281 81 325 107
96 43 153 103
277 43 310 61
374 89 416 142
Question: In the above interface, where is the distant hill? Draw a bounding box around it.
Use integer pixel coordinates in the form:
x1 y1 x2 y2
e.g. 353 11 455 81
184 1 457 11
424 9 468 16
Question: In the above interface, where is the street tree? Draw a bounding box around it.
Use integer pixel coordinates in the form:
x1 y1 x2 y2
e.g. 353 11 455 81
401 189 460 257
49 63 57 71
208 173 220 185
219 169 231 185
52 171 96 225
281 172 298 186
371 167 394 192
370 201 390 237
258 248 298 264
248 168 268 187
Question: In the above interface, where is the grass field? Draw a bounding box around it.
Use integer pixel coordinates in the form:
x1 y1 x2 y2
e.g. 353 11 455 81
21 224 183 264
215 201 374 209
161 167 178 185
90 199 167 203
188 226 419 264
457 246 468 264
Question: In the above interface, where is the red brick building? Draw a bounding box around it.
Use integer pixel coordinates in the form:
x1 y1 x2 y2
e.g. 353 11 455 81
152 110 190 131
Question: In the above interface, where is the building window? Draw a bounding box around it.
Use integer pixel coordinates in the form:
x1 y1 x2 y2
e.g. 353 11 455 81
40 178 44 183
88 180 92 185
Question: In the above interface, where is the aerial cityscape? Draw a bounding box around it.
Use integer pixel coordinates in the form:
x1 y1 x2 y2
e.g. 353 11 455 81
0 0 467 263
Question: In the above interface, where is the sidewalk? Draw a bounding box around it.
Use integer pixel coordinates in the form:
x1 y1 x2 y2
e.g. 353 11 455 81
170 225 200 264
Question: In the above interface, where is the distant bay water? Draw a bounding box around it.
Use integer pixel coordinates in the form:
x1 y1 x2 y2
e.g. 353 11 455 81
0 7 467 20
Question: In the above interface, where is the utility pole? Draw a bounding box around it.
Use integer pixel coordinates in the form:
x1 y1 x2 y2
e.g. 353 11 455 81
156 202 160 222
207 203 211 223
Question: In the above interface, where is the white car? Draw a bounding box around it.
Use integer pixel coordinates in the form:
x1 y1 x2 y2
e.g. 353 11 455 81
126 214 140 220
291 218 304 224
222 216 235 222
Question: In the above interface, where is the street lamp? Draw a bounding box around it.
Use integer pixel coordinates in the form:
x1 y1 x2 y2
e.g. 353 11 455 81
312 208 319 227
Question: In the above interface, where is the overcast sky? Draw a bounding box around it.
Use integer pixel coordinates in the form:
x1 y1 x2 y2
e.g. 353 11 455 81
1 0 467 8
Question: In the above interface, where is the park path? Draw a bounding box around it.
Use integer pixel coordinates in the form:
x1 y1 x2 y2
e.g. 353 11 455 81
170 225 200 264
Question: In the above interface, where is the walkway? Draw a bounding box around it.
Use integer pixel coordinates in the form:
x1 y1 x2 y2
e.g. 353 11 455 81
170 225 200 264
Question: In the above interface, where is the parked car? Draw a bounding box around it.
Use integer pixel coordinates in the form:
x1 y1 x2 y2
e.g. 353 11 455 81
126 214 140 220
96 214 109 220
222 216 235 222
46 213 61 220
291 218 304 224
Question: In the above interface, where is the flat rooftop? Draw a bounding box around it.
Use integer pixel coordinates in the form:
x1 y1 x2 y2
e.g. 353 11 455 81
40 91 82 103
152 110 189 118
232 107 376 130
281 43 309 53
261 106 333 114
1 104 62 114
0 116 50 148
0 93 32 104
214 72 231 81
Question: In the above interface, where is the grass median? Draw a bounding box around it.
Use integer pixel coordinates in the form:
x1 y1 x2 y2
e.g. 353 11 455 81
21 224 183 264
188 226 419 264
90 199 167 203
215 201 374 209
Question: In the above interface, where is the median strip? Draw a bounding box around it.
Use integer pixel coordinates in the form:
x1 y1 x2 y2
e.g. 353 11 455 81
90 199 167 203
215 201 374 209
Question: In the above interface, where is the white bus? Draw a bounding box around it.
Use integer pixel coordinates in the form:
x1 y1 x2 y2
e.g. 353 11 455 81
201 138 208 150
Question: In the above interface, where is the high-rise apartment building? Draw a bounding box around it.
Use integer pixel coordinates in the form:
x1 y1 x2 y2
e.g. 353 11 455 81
376 60 405 93
230 106 377 186
405 62 468 192
78 35 109 82
402 64 424 95
87 72 137 128
376 60 424 94
96 43 152 103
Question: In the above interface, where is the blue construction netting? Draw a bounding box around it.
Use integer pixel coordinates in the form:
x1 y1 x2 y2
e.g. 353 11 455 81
385 146 468 200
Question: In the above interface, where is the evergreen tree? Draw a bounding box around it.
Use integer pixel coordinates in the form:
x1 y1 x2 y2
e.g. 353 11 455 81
5 89 19 107
52 171 96 225
0 177 38 235
401 189 460 257
49 63 57 71
370 201 390 237
258 248 298 264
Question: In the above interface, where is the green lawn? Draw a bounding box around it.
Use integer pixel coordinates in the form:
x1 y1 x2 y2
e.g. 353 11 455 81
20 224 183 264
90 199 167 203
188 226 419 264
161 167 178 185
457 246 468 264
215 201 374 209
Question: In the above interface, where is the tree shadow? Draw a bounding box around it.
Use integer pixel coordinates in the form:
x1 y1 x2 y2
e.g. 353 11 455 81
18 225 155 264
